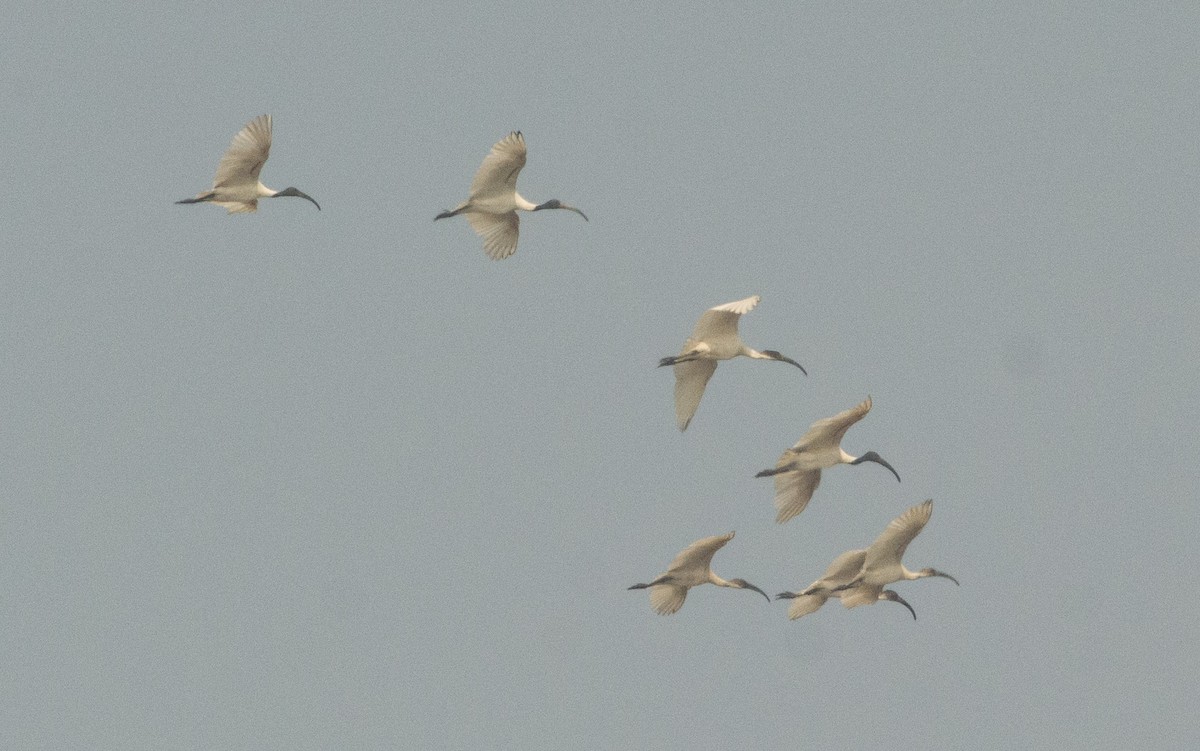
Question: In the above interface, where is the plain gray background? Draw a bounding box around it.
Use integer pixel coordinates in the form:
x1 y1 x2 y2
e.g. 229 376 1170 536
3 2 1197 749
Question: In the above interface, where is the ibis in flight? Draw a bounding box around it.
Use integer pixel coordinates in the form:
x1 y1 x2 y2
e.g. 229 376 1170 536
176 115 320 213
755 396 900 523
435 131 587 260
659 295 806 431
628 532 769 615
775 548 916 620
832 499 958 607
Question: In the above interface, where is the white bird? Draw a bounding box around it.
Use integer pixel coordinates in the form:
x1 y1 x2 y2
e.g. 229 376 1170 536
435 131 587 260
775 548 916 620
628 532 769 615
658 295 806 431
832 499 958 607
755 396 900 523
176 115 320 213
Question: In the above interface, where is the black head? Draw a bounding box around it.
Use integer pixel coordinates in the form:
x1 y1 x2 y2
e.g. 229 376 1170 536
761 350 808 375
533 199 588 220
273 187 321 210
881 590 917 620
849 450 900 483
920 568 959 586
729 578 771 603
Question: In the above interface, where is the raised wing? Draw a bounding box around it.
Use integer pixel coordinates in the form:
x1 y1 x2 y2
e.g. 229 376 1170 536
863 499 933 572
213 114 272 189
784 549 866 620
690 295 760 342
817 549 868 586
672 358 718 431
791 396 873 452
773 465 821 523
469 131 527 199
666 532 734 577
466 211 520 260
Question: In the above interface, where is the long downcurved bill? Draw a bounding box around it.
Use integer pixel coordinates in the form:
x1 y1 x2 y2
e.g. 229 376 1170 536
761 350 807 375
274 187 321 210
736 580 771 603
849 451 900 483
882 590 917 620
533 200 587 221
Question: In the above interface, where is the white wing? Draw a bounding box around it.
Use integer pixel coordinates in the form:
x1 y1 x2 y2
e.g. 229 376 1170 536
816 549 868 586
469 131 527 200
649 584 689 615
785 549 866 619
689 295 760 343
465 211 519 259
212 200 257 214
672 358 717 431
706 295 761 317
791 396 873 452
862 499 933 574
787 593 828 620
839 586 880 609
665 532 734 578
213 114 272 189
773 464 821 523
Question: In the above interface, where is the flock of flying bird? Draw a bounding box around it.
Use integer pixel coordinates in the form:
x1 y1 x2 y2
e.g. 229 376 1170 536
632 300 959 619
177 115 958 622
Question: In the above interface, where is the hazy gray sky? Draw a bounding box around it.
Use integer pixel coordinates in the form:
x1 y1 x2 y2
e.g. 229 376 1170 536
3 2 1197 749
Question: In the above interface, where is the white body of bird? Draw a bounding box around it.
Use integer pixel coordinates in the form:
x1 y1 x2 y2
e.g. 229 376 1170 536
776 548 916 620
756 396 900 523
435 131 587 260
628 532 769 615
659 295 806 432
176 115 320 213
835 499 958 608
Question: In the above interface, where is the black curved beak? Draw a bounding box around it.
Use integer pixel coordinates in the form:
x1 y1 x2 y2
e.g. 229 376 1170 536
275 187 321 210
533 199 588 221
883 590 917 620
932 570 959 586
741 582 771 603
775 592 799 600
761 350 807 376
850 451 900 483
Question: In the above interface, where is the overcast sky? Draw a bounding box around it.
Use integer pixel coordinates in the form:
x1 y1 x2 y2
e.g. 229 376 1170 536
3 2 1198 749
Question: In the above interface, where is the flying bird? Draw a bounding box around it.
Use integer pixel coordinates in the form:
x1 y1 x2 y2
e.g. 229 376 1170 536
775 548 916 620
755 396 900 523
832 499 958 607
628 532 769 615
176 115 320 213
435 131 587 260
659 295 806 431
